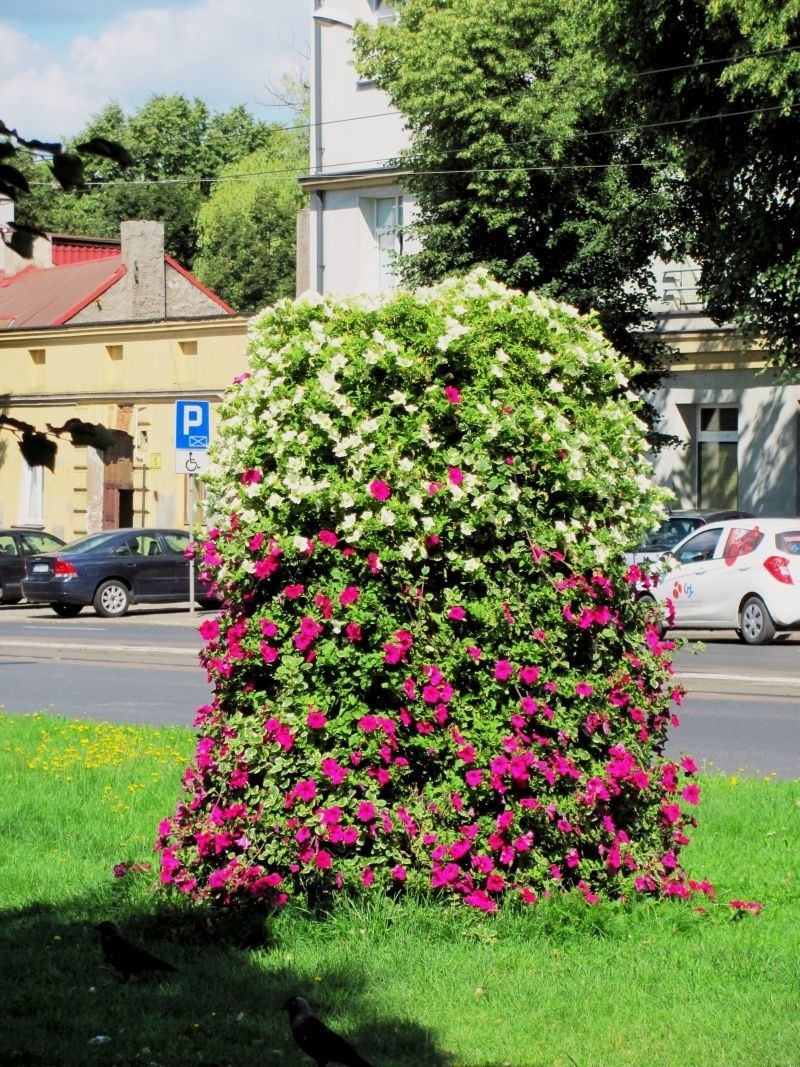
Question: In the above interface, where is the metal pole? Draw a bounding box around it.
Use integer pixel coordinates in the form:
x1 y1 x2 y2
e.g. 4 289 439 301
188 473 195 616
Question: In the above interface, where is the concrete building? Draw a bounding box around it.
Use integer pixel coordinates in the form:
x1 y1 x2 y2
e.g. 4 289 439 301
299 0 419 295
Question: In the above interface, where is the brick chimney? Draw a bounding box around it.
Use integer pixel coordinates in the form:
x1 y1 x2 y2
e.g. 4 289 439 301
121 220 166 320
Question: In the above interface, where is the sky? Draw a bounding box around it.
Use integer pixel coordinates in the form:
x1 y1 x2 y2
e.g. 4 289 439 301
0 0 310 140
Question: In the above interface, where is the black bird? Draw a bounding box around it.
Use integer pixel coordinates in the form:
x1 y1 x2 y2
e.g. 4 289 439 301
95 921 177 982
281 996 374 1067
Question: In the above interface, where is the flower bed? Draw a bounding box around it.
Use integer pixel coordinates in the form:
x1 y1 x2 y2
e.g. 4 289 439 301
157 269 707 911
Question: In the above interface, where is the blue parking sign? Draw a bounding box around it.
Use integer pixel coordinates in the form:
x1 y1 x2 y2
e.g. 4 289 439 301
175 400 210 450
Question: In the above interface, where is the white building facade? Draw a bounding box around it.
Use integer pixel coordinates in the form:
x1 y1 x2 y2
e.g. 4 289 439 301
300 2 800 517
300 0 419 296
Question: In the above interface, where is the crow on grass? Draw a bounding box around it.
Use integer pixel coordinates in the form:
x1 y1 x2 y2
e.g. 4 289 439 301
281 995 374 1067
94 921 177 982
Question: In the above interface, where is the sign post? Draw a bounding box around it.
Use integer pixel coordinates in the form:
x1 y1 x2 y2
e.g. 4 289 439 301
175 401 211 615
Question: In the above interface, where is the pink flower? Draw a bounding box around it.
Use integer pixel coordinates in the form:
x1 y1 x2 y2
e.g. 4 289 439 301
391 865 407 881
681 756 698 774
339 585 360 606
518 665 539 685
575 681 594 697
240 468 262 485
466 645 483 660
466 769 484 787
318 529 338 547
357 801 376 822
295 779 317 802
283 584 304 599
260 619 278 637
307 710 327 729
315 850 332 869
368 479 391 501
199 618 220 641
444 385 462 404
494 659 513 681
248 531 265 551
681 783 701 805
428 481 444 495
447 605 466 621
260 642 279 664
363 866 375 887
345 622 362 642
448 466 464 485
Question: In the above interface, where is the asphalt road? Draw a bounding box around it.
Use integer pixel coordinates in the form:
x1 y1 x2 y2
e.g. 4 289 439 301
0 603 798 777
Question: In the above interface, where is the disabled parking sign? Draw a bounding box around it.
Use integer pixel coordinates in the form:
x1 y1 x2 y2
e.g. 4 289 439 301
175 400 211 474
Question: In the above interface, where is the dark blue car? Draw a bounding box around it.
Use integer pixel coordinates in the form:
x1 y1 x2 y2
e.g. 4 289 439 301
0 529 66 604
22 528 217 618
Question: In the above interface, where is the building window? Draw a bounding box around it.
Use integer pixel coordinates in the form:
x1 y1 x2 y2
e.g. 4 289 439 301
375 196 403 289
16 460 44 528
697 406 738 509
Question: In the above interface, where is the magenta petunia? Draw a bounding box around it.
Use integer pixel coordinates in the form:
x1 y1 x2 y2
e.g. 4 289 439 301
318 529 338 547
307 710 327 729
240 468 262 485
681 783 701 805
494 659 513 681
283 584 305 599
444 385 462 404
315 850 332 869
199 618 220 641
447 605 466 621
518 665 540 685
339 585 360 606
356 801 376 822
575 681 594 697
368 479 391 501
448 466 464 485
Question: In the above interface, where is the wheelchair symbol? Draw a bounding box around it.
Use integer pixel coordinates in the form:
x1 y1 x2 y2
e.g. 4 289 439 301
184 453 201 473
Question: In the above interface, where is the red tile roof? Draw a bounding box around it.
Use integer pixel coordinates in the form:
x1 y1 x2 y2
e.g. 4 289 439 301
0 258 127 329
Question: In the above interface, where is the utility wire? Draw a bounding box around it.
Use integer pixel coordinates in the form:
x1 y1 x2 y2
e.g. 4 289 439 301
24 98 798 189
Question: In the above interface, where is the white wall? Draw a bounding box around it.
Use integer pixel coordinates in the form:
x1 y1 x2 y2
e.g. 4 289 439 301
647 365 800 517
309 0 418 294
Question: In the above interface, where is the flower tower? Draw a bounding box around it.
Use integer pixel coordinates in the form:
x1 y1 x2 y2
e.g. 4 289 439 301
157 269 705 911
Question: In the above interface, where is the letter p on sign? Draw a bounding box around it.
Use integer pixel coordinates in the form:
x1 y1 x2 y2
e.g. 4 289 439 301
175 400 210 450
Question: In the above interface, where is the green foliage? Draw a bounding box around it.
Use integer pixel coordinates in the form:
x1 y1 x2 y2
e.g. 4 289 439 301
16 94 303 270
355 0 800 375
157 271 705 913
192 130 307 311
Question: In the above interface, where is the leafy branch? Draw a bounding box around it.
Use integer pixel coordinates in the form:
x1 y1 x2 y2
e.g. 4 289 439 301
0 415 116 470
0 120 133 257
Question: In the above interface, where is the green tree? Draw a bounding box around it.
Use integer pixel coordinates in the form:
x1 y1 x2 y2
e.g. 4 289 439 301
355 0 800 374
192 128 307 311
17 95 286 267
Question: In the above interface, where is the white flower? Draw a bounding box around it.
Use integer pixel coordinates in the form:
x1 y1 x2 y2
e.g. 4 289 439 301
464 558 481 572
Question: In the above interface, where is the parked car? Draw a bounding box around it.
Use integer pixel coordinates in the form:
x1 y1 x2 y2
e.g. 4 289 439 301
625 509 754 565
639 518 800 644
0 529 66 603
22 528 218 618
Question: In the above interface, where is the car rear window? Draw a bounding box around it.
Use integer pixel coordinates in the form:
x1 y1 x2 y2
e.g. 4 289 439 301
775 530 800 555
723 527 763 562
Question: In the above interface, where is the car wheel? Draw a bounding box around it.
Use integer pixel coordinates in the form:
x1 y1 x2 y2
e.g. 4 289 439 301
93 579 131 618
739 595 776 645
196 597 219 610
51 602 82 618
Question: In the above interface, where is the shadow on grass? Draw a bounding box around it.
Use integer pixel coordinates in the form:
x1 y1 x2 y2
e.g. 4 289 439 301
0 888 450 1067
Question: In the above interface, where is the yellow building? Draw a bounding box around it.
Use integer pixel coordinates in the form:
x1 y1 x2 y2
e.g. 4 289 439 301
0 218 250 542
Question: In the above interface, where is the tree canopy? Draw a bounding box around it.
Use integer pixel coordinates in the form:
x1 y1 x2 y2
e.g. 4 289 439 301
12 94 308 309
355 0 800 374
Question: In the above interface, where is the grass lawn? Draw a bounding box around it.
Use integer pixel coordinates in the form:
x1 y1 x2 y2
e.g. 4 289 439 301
1 712 798 1066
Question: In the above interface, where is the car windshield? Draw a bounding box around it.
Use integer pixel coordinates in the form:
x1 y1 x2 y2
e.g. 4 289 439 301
638 517 702 552
60 532 124 554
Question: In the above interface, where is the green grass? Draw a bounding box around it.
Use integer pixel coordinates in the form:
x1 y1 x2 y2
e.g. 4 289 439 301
1 712 798 1066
